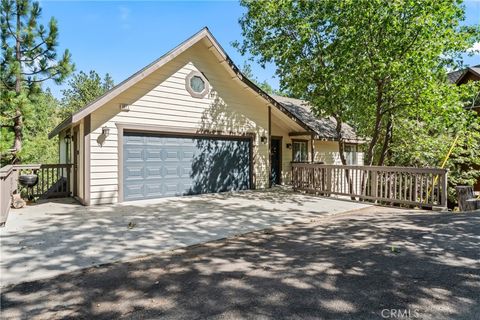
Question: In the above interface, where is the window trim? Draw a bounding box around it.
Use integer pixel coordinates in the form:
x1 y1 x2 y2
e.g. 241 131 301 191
344 143 358 165
291 139 309 163
185 70 209 98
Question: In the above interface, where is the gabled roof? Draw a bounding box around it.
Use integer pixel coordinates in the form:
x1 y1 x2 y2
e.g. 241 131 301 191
447 65 480 84
49 27 317 138
49 27 360 143
272 95 360 142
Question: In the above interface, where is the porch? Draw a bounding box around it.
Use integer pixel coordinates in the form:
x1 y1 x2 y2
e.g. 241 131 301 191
0 164 73 225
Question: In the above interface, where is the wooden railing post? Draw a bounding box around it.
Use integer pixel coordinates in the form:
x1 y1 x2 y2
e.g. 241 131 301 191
441 170 448 208
326 167 332 196
371 171 378 199
290 163 447 208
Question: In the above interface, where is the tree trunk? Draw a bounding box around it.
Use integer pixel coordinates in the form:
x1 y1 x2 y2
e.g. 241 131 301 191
364 80 385 166
378 115 393 166
11 1 23 162
335 117 347 166
334 116 355 200
11 110 22 164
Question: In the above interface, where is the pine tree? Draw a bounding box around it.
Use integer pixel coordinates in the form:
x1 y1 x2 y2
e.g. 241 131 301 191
59 70 114 120
0 0 74 163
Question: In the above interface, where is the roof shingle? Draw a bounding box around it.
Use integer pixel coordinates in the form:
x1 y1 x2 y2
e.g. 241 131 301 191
271 95 360 142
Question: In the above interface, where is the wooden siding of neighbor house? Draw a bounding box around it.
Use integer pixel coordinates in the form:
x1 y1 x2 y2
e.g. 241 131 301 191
87 42 278 204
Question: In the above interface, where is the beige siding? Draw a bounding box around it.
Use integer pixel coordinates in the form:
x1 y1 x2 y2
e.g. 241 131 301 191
313 141 364 166
88 43 273 204
314 141 341 164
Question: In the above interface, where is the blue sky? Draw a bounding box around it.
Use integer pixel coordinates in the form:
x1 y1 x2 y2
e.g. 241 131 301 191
39 0 480 98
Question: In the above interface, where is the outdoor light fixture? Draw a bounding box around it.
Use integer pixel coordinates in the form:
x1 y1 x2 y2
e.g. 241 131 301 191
64 134 71 144
261 136 268 144
102 126 110 137
286 143 292 149
120 103 130 112
97 127 110 147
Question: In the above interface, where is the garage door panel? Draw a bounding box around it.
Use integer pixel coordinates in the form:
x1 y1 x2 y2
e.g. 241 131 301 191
125 148 143 160
124 167 144 180
124 184 144 200
125 135 144 145
123 132 251 201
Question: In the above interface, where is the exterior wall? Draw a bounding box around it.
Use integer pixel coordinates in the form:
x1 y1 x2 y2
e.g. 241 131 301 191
58 131 67 164
88 43 273 204
314 141 364 165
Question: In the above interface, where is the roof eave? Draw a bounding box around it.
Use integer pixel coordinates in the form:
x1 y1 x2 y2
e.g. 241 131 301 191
49 115 73 139
455 67 480 84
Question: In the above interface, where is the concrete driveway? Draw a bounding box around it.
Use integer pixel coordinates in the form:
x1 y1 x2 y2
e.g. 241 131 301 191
1 206 479 320
0 189 370 286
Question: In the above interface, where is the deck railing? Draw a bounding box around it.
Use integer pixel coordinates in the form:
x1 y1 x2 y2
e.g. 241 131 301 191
0 163 72 225
0 165 18 225
14 164 72 199
292 163 448 208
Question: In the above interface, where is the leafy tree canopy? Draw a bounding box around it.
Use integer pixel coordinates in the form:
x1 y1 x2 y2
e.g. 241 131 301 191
236 0 480 205
1 0 74 162
235 0 480 165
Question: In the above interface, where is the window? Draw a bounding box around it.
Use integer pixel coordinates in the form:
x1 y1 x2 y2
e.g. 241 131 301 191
185 71 209 98
190 76 205 93
344 144 357 165
292 140 308 162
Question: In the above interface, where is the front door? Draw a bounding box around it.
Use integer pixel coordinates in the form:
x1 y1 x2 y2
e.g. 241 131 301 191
270 137 282 186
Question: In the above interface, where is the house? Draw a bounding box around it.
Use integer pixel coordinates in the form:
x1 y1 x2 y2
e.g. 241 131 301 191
448 64 480 113
49 28 363 205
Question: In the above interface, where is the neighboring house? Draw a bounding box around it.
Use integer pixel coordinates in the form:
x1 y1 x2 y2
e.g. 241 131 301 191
448 65 480 192
448 64 480 113
49 28 363 205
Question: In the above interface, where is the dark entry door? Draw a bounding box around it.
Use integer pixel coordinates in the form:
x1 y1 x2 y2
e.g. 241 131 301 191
123 132 252 201
270 137 282 186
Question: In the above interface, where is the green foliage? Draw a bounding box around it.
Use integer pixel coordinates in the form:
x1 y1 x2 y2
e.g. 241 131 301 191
0 0 74 162
1 89 60 166
0 0 74 92
236 0 480 204
389 82 480 205
236 0 479 158
58 70 114 119
18 89 60 164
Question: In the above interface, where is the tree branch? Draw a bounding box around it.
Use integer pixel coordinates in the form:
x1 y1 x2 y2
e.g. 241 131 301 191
22 65 56 76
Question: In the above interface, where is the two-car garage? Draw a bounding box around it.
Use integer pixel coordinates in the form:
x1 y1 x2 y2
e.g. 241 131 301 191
122 131 253 201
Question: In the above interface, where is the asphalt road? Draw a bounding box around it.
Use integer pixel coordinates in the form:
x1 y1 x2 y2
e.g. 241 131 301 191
1 206 479 320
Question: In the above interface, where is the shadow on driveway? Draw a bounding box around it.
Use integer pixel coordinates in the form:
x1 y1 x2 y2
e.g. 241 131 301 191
0 189 370 286
1 206 479 319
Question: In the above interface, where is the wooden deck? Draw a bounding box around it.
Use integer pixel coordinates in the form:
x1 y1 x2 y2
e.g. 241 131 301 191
0 164 72 225
292 163 448 209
